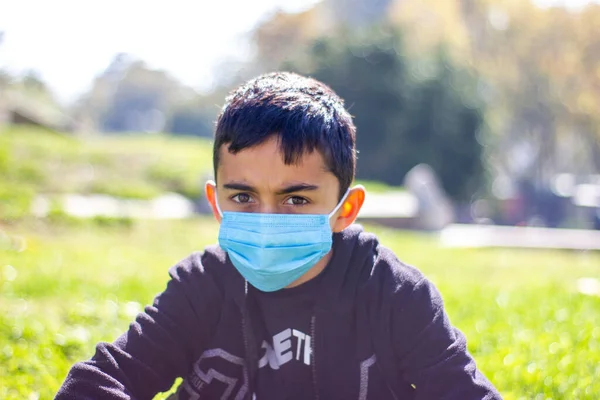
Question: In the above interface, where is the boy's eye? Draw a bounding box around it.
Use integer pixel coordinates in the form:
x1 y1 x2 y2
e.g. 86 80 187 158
285 196 308 206
232 193 253 203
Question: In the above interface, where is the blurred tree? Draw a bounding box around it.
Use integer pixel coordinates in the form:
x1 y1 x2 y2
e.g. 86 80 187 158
74 55 204 134
244 7 326 81
72 54 139 133
466 1 600 179
287 26 485 201
21 70 48 92
165 81 229 137
387 0 471 57
248 0 396 79
101 61 187 133
323 0 392 27
166 104 214 137
387 0 600 183
0 70 10 90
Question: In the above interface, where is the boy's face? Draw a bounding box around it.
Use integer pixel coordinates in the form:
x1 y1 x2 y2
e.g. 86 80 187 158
206 136 365 232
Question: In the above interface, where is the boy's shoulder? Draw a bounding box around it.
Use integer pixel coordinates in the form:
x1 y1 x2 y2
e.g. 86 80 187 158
168 245 226 275
167 245 244 296
348 226 444 330
342 224 427 290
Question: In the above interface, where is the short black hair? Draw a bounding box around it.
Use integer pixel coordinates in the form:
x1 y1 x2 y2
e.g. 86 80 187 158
213 72 356 200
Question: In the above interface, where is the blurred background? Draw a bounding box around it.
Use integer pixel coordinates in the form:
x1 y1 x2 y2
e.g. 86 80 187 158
1 1 600 399
1 0 599 233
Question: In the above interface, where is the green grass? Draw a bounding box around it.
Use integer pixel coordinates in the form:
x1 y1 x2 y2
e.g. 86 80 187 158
0 127 214 220
1 219 599 399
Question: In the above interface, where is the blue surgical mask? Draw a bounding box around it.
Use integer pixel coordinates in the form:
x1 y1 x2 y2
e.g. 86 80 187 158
213 185 350 292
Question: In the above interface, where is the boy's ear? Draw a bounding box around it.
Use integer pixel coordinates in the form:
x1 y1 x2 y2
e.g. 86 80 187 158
205 180 222 223
332 185 366 233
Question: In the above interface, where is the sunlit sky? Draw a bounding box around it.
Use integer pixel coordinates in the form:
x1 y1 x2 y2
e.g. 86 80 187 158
0 0 596 105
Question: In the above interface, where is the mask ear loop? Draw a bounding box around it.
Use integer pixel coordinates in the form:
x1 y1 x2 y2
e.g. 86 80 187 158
207 180 224 218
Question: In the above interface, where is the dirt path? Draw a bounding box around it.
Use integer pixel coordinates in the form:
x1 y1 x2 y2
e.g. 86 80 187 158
440 224 600 251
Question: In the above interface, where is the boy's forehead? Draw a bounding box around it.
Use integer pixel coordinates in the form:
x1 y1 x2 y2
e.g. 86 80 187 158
216 138 334 187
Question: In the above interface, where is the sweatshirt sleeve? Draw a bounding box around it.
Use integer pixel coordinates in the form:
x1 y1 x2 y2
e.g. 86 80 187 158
55 252 224 400
392 277 502 400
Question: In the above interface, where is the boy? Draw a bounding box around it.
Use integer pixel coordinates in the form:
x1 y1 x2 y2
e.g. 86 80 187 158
56 72 501 399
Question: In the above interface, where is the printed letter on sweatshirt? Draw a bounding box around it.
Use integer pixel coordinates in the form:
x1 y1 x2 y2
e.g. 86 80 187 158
273 329 293 366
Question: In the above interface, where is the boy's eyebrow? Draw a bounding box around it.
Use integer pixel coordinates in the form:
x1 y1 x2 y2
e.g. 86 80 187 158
276 183 319 195
221 182 319 194
222 182 257 192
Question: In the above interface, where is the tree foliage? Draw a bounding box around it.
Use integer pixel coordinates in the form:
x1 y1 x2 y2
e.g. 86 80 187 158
388 0 600 180
74 55 210 135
